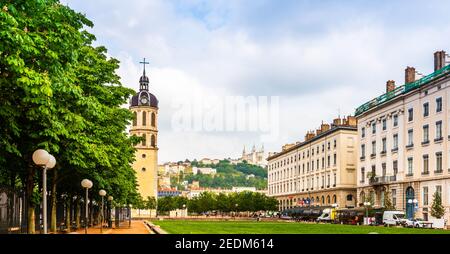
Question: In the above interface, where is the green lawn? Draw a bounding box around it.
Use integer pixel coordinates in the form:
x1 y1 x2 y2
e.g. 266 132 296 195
151 220 450 234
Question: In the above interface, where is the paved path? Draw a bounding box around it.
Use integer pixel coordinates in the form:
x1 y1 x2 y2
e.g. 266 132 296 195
67 221 152 234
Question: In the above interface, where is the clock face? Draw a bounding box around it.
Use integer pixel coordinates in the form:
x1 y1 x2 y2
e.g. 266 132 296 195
140 97 148 104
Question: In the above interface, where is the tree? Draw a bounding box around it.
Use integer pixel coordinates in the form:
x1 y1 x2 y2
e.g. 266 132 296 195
431 191 445 219
0 0 139 233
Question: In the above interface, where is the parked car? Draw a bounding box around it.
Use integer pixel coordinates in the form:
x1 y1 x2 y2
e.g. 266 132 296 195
382 211 407 226
404 218 430 228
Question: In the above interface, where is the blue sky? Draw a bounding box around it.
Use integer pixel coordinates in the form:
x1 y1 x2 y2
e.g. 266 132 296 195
63 0 450 163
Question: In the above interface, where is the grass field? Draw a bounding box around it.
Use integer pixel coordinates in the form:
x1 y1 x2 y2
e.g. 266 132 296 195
151 220 450 234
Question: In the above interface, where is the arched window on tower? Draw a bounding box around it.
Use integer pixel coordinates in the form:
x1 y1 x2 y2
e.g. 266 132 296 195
133 112 137 126
151 134 156 147
142 111 147 126
142 134 146 146
151 112 156 127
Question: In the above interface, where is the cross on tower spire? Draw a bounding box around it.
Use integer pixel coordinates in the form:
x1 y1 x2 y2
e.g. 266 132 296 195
140 58 150 76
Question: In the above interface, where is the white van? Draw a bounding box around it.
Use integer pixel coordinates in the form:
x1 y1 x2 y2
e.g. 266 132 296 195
383 211 406 226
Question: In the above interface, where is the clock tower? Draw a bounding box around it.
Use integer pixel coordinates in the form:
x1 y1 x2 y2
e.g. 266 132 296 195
129 58 158 200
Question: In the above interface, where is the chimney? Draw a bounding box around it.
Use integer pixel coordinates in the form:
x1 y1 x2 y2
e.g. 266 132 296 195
321 123 330 132
434 50 446 71
386 80 396 93
333 118 342 126
405 67 416 84
316 128 322 136
347 116 357 127
305 131 315 141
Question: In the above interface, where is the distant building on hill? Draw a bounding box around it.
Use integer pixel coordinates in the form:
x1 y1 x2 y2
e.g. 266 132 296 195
240 144 267 167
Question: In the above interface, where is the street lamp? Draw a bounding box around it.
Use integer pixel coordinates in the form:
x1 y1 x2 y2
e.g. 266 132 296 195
182 204 186 218
363 201 371 225
129 204 132 228
81 179 93 234
408 199 418 219
99 189 106 233
32 149 56 234
108 196 113 228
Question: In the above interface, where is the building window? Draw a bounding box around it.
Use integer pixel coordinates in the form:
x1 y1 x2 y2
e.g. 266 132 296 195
407 129 413 146
142 154 146 158
423 125 429 143
408 108 413 122
436 152 442 173
393 160 398 175
371 141 376 156
142 111 147 126
423 187 429 206
393 114 398 127
436 185 442 197
133 112 137 126
423 155 429 174
361 144 365 158
393 134 398 150
316 159 319 170
382 138 387 153
333 154 336 166
407 157 413 175
327 175 330 187
333 139 337 148
151 112 156 127
423 102 429 117
436 121 443 140
141 167 146 172
361 167 365 183
322 157 325 169
151 134 156 147
327 156 330 167
392 189 397 206
372 122 376 134
436 97 442 112
382 163 386 176
142 134 146 146
382 119 387 131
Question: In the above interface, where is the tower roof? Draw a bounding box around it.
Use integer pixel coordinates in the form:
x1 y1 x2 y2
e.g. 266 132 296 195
130 58 158 108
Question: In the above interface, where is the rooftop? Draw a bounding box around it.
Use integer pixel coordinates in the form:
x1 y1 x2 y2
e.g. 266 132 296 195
355 64 450 117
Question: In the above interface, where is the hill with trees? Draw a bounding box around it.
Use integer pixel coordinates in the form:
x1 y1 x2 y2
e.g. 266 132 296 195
182 160 267 190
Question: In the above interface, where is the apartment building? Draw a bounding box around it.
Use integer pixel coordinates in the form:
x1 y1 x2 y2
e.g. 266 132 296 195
267 116 358 211
356 50 450 221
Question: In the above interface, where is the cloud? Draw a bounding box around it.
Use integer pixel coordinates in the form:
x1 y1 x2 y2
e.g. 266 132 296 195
63 0 450 163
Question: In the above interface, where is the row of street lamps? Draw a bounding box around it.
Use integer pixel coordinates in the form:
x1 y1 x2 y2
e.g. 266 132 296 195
33 149 113 234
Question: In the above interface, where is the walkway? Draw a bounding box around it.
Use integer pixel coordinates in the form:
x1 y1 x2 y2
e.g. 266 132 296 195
66 220 152 234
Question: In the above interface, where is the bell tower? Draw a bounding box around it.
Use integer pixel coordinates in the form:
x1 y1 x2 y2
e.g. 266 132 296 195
129 58 159 200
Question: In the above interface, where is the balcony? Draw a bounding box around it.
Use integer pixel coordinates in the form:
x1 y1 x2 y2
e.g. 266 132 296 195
370 153 376 159
380 151 387 156
369 175 397 185
421 140 430 146
406 144 414 149
391 147 398 153
360 156 366 161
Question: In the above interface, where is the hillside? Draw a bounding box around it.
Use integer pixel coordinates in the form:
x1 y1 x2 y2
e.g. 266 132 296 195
181 160 267 190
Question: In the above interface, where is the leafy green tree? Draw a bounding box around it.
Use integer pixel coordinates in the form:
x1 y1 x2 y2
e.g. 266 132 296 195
0 0 139 233
431 191 445 219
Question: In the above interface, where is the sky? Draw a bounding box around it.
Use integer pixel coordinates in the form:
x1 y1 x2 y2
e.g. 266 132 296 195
62 0 450 163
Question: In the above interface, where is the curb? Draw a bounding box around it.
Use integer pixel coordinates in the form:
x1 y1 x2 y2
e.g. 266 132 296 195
145 221 168 234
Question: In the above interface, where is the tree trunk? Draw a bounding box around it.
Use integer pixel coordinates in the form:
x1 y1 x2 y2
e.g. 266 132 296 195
26 165 36 234
65 198 71 233
76 198 80 229
50 169 57 233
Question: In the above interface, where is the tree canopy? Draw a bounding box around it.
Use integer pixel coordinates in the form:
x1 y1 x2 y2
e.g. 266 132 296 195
0 0 141 233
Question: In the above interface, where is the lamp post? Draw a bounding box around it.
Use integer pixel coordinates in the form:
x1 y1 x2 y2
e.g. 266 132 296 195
32 149 56 234
235 203 239 219
108 196 113 228
408 199 418 219
99 190 106 233
363 201 371 225
81 179 93 234
129 204 132 228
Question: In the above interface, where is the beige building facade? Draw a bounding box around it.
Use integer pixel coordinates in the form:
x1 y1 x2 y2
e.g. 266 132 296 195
129 65 159 200
356 50 450 221
267 116 358 211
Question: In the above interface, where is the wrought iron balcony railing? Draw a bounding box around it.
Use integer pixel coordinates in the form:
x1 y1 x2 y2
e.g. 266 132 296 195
369 175 397 185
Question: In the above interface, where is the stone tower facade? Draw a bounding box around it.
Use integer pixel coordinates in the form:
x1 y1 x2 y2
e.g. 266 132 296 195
129 60 159 200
